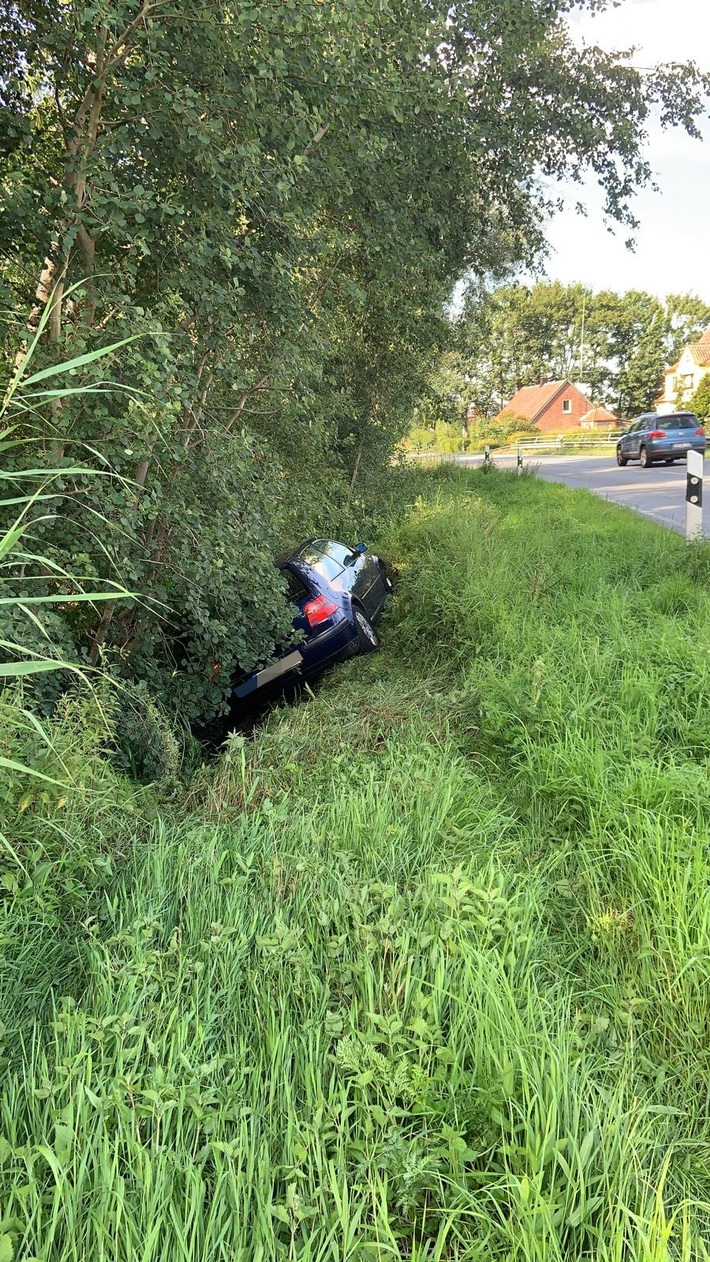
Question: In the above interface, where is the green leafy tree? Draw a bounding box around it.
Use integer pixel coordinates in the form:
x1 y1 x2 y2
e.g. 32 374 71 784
593 290 667 418
688 375 710 423
456 281 601 416
452 282 710 424
665 294 710 363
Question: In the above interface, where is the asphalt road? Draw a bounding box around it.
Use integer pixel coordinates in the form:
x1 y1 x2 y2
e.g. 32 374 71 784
450 450 706 536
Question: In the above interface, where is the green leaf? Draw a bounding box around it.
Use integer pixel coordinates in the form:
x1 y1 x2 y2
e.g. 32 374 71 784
21 335 143 386
0 756 65 785
0 591 130 608
0 660 78 678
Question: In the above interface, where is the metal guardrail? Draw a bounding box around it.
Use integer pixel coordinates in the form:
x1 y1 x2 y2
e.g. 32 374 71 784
511 434 618 449
407 433 619 460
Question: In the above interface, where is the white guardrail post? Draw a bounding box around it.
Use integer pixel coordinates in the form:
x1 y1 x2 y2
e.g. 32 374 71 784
484 444 491 468
517 445 523 475
686 450 704 542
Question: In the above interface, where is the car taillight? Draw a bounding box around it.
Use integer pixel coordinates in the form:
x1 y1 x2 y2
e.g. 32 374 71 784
303 595 338 627
695 428 705 436
648 430 667 439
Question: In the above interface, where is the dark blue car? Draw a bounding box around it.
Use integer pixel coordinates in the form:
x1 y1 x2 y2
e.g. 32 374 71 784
233 538 392 701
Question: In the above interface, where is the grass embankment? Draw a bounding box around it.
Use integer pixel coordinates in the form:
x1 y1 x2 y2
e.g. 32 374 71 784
3 467 710 1259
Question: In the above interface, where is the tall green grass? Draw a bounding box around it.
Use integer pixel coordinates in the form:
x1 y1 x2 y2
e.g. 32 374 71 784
3 467 710 1258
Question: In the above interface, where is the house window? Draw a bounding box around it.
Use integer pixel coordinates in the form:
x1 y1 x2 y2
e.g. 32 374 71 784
562 399 572 414
682 374 694 390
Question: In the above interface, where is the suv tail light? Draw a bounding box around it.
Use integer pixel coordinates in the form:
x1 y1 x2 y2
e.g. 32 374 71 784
648 430 667 439
695 428 705 436
303 595 338 627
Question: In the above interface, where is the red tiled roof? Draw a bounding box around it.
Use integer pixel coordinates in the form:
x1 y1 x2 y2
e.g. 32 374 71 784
690 343 710 366
496 380 587 423
580 406 617 424
670 328 710 367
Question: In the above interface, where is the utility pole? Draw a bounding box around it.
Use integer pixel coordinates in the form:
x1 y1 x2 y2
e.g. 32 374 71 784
579 296 586 384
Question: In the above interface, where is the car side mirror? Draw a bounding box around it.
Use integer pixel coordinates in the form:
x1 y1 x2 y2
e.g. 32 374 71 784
354 542 367 555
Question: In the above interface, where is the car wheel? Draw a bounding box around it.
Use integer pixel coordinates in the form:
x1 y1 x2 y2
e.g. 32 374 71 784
616 446 627 466
639 446 652 468
353 606 380 654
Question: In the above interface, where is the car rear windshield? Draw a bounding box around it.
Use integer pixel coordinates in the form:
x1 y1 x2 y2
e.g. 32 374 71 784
297 545 344 582
666 414 698 429
316 540 355 566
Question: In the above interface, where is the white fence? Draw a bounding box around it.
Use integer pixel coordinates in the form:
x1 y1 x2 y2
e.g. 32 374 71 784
510 434 618 450
407 434 619 461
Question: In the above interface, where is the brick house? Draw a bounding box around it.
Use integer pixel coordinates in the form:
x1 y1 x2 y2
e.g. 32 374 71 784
656 328 710 415
495 380 593 433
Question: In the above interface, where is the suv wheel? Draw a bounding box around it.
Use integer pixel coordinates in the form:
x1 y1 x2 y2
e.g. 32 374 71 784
616 446 627 466
639 446 652 468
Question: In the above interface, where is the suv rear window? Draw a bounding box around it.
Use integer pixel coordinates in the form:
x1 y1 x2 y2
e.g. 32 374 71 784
666 414 698 429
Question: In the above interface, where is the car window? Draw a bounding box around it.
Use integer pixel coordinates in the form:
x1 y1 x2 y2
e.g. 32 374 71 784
316 540 355 566
628 420 643 433
297 545 343 582
667 414 698 429
281 566 310 602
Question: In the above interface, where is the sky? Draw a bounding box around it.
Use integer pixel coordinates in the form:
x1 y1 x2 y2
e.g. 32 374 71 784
535 0 710 299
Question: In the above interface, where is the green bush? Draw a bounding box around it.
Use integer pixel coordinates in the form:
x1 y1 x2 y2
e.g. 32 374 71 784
401 421 466 453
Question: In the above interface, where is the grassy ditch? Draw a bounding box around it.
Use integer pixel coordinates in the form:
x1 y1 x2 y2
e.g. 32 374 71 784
2 467 710 1259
